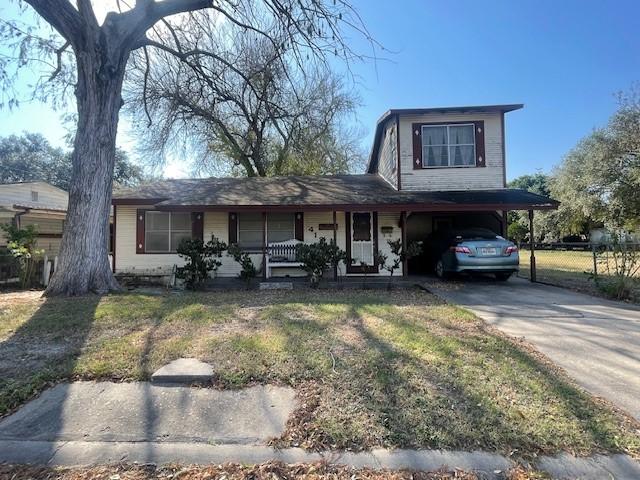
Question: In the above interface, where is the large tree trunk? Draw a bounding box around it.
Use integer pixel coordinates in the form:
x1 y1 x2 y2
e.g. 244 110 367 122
45 44 127 296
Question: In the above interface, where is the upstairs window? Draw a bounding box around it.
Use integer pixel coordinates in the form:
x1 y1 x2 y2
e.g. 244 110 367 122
145 211 191 253
421 124 476 168
31 190 39 202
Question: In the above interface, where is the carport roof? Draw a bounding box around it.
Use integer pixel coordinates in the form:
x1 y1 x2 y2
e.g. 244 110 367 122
112 174 558 212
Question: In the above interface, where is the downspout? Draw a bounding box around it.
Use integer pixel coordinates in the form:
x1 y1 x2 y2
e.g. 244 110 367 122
12 207 31 229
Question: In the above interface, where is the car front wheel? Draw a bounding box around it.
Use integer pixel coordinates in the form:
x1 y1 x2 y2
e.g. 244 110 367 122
435 259 449 279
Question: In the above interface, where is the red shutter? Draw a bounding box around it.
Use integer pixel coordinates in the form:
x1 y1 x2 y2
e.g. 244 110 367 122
412 123 422 169
228 212 238 244
474 121 486 167
191 212 204 241
294 212 304 241
136 209 145 253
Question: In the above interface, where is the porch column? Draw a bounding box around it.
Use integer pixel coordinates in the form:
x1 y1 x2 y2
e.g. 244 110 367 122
333 210 338 279
501 210 508 237
262 211 267 280
400 211 407 277
528 209 536 282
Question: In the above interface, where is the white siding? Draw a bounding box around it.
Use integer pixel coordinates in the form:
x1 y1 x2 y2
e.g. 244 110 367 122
115 205 183 273
399 112 504 191
114 207 262 277
377 119 398 189
115 207 403 277
20 215 64 234
0 182 68 209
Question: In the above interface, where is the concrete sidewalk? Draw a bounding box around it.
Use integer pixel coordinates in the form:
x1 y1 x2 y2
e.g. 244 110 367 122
0 382 297 444
1 440 639 480
425 276 640 421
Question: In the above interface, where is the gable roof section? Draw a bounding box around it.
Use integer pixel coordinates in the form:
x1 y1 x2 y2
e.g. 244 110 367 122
0 181 68 194
113 174 558 211
366 104 524 174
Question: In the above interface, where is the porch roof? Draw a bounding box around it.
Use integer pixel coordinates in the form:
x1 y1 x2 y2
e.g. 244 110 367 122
112 174 558 212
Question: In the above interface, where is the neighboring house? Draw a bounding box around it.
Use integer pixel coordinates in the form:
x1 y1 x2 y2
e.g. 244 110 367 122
0 182 68 256
112 104 558 278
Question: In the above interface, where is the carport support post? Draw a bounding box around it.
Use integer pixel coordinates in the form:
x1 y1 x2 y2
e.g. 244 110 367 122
400 211 407 276
528 209 537 282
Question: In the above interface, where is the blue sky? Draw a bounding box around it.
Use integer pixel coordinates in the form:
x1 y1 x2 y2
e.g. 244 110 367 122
1 0 638 180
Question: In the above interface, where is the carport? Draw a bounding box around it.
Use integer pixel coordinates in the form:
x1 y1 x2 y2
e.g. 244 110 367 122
393 189 559 277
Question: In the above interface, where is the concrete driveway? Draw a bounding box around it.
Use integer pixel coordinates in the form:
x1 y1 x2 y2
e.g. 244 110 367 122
426 277 640 421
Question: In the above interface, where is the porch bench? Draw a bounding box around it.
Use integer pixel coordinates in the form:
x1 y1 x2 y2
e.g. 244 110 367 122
266 239 303 278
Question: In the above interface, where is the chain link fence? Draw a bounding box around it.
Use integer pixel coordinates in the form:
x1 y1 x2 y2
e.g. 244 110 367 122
518 242 640 302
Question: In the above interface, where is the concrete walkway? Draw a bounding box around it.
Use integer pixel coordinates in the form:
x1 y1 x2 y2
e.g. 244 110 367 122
0 382 297 444
0 380 639 478
425 277 640 420
1 440 639 480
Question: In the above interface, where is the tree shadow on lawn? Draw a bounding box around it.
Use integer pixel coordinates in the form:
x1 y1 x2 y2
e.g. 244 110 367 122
0 294 102 461
0 294 102 416
352 305 639 455
1 288 638 457
244 293 640 455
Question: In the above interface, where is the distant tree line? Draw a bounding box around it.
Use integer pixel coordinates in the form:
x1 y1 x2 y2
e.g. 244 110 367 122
0 133 146 190
508 86 640 243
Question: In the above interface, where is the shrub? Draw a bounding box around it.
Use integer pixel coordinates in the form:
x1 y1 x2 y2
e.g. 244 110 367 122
175 236 227 290
0 223 43 289
295 238 346 287
227 244 257 288
594 233 640 301
375 239 422 289
508 222 529 246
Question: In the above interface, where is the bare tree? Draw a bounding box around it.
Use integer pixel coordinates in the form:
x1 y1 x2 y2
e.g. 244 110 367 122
125 23 364 177
0 0 376 295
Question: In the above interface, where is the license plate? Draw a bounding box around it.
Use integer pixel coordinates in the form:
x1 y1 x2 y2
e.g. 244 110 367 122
480 247 497 256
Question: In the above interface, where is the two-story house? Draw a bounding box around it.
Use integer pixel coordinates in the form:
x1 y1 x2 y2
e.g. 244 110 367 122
111 104 557 278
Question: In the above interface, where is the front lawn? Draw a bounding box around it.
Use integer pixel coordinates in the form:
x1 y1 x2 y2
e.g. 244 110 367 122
0 288 638 456
518 249 640 302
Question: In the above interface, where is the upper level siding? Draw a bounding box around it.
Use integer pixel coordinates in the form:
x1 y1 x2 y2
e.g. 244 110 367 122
398 112 505 191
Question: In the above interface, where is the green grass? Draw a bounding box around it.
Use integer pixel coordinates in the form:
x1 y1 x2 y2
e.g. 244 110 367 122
519 249 640 302
1 289 638 456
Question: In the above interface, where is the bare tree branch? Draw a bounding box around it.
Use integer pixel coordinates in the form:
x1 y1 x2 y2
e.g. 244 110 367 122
49 40 70 80
23 0 83 44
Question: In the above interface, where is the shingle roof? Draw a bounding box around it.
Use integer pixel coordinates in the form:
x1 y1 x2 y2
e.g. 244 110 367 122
113 174 558 211
13 202 67 212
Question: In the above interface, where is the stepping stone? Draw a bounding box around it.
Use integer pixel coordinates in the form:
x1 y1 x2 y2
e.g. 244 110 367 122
259 282 293 290
151 358 213 384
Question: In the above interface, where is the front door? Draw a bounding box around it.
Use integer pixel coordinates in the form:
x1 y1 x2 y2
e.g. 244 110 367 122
346 212 378 273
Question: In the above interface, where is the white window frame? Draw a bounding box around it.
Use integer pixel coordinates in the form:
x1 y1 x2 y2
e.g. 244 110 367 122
144 211 191 253
421 123 476 169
